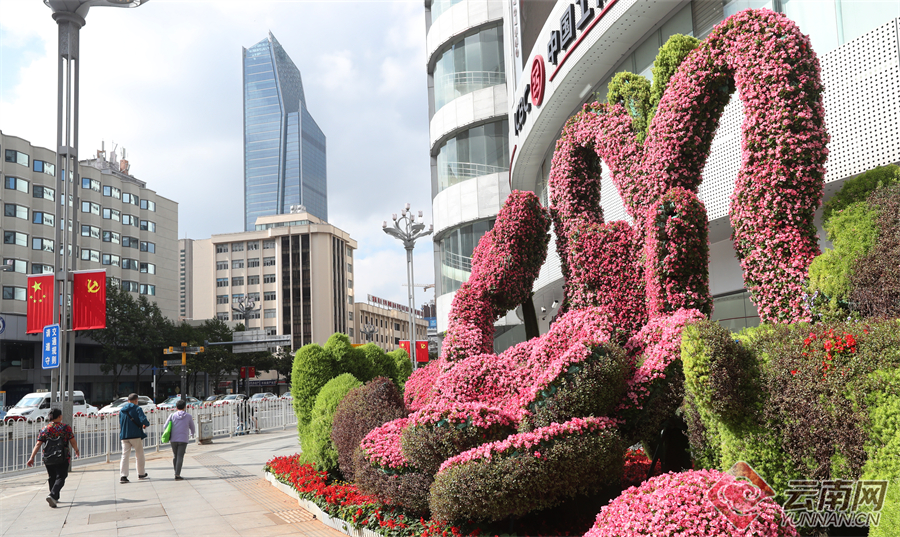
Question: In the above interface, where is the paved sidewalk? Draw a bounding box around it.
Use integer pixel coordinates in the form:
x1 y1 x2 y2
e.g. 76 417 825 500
0 429 344 537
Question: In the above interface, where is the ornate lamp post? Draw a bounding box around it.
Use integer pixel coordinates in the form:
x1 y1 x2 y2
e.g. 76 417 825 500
43 0 149 428
382 204 432 370
360 323 377 342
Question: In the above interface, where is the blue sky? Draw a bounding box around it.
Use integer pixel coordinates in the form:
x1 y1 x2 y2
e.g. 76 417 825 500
0 0 437 309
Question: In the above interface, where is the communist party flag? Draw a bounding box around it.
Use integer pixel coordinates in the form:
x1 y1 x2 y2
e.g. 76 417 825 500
26 275 55 334
399 340 411 357
415 340 429 363
73 271 106 330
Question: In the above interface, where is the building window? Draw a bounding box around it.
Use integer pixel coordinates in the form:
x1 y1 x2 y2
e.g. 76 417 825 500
80 225 100 239
122 214 138 227
81 249 100 263
232 293 245 304
264 291 276 301
263 240 275 249
2 259 27 274
264 309 276 319
140 220 156 232
33 185 55 201
436 120 510 191
5 203 28 220
263 257 276 267
33 212 55 227
121 236 138 249
247 292 260 302
216 278 229 288
2 286 27 301
247 241 260 251
32 237 54 252
140 199 156 211
246 310 260 319
5 176 29 192
102 208 120 221
4 231 28 247
232 242 244 252
81 178 101 192
81 201 100 215
433 25 505 112
348 263 352 274
122 192 139 206
140 262 156 274
102 254 120 267
139 284 155 296
216 244 229 253
216 312 229 321
4 149 30 167
216 261 228 270
232 276 244 286
102 230 120 244
122 281 139 293
33 160 55 176
263 274 276 284
217 295 229 304
140 241 155 253
122 258 139 270
32 263 54 274
232 259 244 269
103 185 121 199
348 279 353 288
248 258 260 268
248 275 260 285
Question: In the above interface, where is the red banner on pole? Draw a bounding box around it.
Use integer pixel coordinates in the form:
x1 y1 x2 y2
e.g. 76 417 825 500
415 341 429 363
399 340 411 357
26 275 55 334
73 271 106 330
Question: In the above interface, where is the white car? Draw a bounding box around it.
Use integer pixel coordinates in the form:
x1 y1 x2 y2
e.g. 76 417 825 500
250 392 277 402
4 391 97 422
98 396 157 417
213 394 248 407
279 392 293 400
157 396 201 410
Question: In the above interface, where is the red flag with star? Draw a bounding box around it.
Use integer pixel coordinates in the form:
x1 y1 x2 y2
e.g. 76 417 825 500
415 340 429 363
26 275 55 334
399 340 411 357
73 271 106 330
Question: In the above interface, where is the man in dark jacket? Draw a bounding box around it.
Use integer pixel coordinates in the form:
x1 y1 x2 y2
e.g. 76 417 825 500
119 393 150 483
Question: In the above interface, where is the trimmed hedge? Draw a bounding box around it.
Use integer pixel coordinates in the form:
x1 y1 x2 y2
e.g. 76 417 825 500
352 448 433 515
851 184 900 318
429 420 623 522
358 343 400 384
861 366 900 537
326 333 376 383
291 343 339 435
301 373 361 474
331 377 408 482
822 164 900 225
389 348 413 388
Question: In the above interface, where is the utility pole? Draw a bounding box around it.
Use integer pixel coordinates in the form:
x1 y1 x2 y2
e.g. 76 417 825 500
163 343 204 402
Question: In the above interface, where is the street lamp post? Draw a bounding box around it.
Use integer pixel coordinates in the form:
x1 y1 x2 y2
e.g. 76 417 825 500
382 204 432 370
43 0 149 428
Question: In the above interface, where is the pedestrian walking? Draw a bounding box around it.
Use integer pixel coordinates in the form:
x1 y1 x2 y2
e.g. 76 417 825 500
119 393 150 483
26 408 80 508
164 399 195 480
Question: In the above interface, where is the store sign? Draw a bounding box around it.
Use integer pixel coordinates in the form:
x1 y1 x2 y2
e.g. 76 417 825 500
367 294 424 317
514 55 546 135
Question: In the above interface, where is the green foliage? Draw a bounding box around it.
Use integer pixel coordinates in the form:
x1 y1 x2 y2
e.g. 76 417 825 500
649 34 700 114
851 184 900 318
822 164 900 225
389 348 413 387
353 448 433 515
359 343 399 383
429 428 624 523
401 419 516 476
300 373 362 475
606 72 652 141
291 343 339 437
808 201 880 310
861 367 900 537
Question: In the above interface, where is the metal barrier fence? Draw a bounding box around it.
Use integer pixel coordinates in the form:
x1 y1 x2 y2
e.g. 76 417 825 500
0 399 296 475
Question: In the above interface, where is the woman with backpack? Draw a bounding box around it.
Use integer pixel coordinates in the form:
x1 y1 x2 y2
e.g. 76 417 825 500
26 408 80 508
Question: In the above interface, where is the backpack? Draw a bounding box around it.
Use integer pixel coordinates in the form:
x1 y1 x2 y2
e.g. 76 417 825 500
43 435 67 465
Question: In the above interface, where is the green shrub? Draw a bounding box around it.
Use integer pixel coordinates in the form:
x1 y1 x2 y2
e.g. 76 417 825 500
331 377 408 481
291 343 339 436
389 348 413 387
851 184 900 318
301 373 362 474
352 448 432 515
861 367 900 537
606 72 651 141
358 343 399 383
429 427 623 523
521 342 628 431
649 34 700 125
324 333 374 382
822 164 900 225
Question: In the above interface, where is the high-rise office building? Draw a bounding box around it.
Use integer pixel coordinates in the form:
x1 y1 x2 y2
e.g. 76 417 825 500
242 32 327 231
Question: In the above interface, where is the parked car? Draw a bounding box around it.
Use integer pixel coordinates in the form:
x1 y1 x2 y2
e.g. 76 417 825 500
250 392 277 401
98 395 157 417
279 392 293 400
205 394 227 403
157 396 201 410
213 394 248 407
4 391 97 422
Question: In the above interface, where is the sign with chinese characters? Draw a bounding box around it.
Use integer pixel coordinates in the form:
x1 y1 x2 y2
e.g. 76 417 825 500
366 294 424 317
42 324 60 369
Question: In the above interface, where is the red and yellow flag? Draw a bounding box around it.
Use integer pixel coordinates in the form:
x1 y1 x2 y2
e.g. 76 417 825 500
73 271 106 330
26 275 55 334
416 340 429 363
399 340 411 356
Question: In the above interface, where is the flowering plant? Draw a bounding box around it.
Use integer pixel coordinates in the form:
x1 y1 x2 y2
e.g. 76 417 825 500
359 417 414 473
801 328 860 377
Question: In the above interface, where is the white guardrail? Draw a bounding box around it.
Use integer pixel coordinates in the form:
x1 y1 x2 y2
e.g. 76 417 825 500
0 399 296 475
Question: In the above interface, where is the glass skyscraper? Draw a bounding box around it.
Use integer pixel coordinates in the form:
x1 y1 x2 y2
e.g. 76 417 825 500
242 32 327 231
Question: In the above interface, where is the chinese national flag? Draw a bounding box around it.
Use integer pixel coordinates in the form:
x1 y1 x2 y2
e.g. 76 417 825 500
415 341 429 363
399 340 411 357
26 275 55 334
73 271 106 330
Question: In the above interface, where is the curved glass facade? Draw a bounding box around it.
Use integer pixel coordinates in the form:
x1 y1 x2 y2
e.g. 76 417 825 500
436 120 509 192
433 26 505 112
439 219 494 295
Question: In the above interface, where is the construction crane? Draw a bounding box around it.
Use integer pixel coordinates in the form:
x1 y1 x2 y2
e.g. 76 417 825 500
402 283 435 293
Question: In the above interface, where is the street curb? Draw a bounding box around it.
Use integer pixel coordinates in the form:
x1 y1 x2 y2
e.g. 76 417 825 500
265 471 382 537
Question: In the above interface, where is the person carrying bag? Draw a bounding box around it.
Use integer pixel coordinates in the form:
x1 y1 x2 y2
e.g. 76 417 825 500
163 400 196 480
26 408 80 508
119 393 150 483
